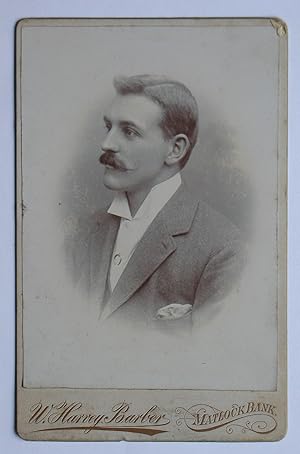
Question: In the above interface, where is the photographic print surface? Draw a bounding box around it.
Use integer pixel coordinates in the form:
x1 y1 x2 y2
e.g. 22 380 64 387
16 18 287 441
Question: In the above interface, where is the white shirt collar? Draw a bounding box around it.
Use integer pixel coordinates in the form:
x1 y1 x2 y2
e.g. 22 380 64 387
107 172 182 221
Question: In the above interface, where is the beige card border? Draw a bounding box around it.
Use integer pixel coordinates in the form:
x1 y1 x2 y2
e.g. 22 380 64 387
15 17 287 442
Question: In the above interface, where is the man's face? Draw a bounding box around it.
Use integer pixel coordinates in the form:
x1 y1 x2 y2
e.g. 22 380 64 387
99 94 170 193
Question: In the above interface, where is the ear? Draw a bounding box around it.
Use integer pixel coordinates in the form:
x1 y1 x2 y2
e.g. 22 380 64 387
165 134 190 166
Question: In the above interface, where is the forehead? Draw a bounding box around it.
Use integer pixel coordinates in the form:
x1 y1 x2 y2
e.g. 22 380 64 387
104 94 163 129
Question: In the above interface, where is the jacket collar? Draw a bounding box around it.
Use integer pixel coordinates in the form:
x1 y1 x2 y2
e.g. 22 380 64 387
161 183 199 236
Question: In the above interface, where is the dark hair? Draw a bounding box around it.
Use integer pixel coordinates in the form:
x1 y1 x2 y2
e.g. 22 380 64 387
113 74 199 168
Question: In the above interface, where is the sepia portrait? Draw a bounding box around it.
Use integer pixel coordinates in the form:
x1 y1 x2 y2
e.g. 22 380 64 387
67 73 246 331
16 18 287 441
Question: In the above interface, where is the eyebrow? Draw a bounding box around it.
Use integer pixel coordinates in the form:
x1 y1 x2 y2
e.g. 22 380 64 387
103 115 143 131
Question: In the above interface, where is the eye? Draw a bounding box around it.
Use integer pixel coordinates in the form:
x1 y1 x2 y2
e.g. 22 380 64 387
123 127 138 138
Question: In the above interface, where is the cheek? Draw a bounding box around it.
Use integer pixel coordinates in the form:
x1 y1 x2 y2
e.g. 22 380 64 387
128 141 167 173
137 153 163 175
138 145 165 165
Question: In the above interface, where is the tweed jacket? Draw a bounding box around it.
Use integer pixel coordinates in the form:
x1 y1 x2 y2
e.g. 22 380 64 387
71 185 245 333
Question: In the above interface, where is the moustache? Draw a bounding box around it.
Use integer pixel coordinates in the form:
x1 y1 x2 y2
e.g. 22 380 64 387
99 152 130 171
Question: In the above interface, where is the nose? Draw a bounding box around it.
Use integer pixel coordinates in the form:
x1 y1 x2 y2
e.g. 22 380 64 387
101 129 120 153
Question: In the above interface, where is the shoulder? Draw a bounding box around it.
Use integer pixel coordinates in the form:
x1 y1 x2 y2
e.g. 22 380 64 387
64 206 114 285
64 206 113 256
196 199 241 236
163 183 244 255
190 197 245 257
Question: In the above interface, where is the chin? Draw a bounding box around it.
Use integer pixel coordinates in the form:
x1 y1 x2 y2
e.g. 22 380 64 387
103 179 121 191
103 173 127 191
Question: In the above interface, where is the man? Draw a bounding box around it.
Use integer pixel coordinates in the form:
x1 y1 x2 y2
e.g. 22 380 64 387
73 74 245 333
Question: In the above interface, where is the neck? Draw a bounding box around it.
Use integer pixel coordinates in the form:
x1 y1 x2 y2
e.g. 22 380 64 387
126 189 151 217
126 171 179 217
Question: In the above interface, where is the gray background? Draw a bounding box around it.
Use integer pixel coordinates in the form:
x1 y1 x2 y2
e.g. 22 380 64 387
0 0 297 452
21 22 278 390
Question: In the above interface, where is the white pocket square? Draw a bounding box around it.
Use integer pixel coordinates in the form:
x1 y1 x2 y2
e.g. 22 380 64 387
155 303 192 320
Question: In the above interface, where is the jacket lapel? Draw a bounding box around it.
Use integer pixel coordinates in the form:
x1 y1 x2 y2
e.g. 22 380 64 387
100 220 176 320
100 184 199 320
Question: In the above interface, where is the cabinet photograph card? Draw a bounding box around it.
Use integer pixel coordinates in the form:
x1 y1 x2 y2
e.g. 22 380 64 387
16 18 287 441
